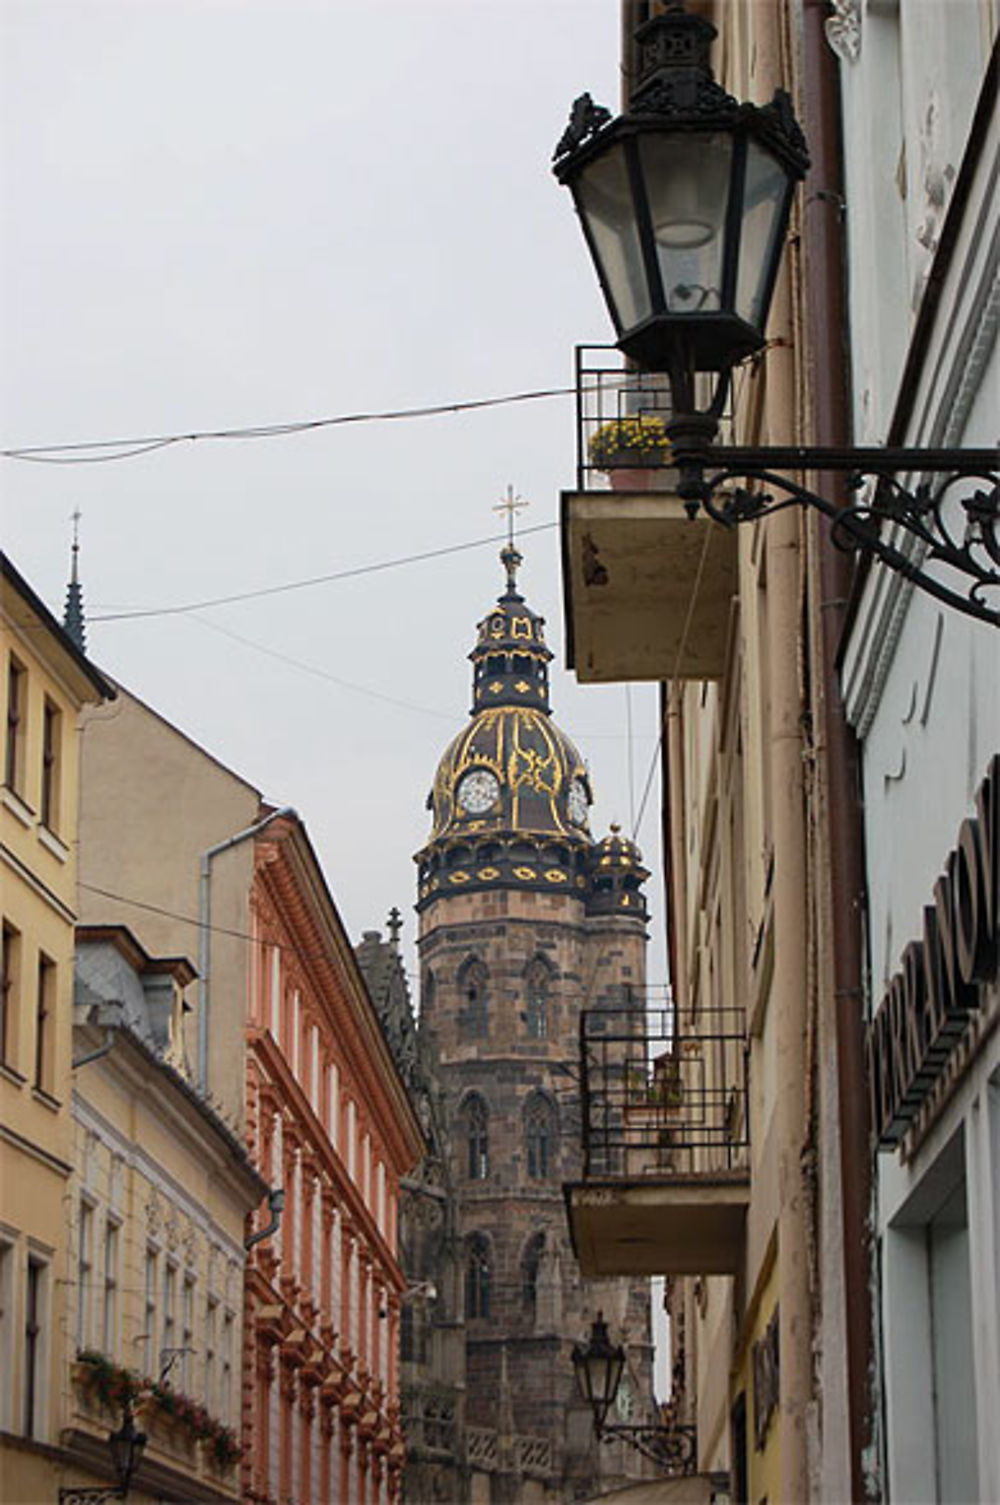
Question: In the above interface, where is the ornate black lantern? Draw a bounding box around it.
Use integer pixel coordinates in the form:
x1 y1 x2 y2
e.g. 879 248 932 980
553 3 808 405
108 1402 146 1498
571 1313 626 1432
553 3 999 626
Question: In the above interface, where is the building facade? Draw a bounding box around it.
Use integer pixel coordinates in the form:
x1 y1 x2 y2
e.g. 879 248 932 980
836 5 999 1500
76 684 424 1504
65 924 267 1501
0 553 112 1503
405 547 658 1503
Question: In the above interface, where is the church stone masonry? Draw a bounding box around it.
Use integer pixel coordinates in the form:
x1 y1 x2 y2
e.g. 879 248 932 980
407 546 656 1502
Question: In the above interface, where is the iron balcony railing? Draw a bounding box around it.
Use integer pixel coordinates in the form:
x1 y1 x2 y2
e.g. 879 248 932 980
574 345 734 493
580 1003 749 1180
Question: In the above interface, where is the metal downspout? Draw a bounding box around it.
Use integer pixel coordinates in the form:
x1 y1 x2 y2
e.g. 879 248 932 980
801 3 874 1497
198 806 297 1090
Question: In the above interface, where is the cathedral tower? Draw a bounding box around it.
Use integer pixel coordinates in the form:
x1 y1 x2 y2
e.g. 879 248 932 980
410 546 655 1502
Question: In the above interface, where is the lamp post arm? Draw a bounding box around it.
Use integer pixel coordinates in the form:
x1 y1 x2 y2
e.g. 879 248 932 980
597 1419 698 1474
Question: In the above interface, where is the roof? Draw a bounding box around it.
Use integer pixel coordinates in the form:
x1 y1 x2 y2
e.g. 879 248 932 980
1 550 115 703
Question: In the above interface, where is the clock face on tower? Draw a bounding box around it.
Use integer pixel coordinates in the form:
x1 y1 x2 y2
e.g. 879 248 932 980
456 768 500 815
567 776 589 826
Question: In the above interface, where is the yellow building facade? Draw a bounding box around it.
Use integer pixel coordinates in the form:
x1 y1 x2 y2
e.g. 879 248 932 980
1 552 113 1502
62 924 268 1501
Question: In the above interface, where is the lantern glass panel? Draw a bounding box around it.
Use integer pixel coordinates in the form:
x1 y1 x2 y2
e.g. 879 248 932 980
575 142 650 333
735 139 790 331
639 131 732 314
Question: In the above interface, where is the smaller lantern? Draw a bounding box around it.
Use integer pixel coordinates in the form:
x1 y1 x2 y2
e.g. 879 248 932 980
571 1313 627 1434
553 3 809 387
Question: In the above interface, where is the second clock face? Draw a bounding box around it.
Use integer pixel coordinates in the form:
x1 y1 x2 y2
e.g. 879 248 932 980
457 769 500 815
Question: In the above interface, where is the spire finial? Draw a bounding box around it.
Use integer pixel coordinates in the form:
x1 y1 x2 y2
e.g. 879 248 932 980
64 509 87 652
494 485 529 593
387 907 403 948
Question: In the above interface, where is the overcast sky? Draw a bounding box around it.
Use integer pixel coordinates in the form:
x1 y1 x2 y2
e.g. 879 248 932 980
1 0 665 996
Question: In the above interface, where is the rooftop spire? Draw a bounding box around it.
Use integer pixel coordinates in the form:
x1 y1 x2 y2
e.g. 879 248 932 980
63 508 86 652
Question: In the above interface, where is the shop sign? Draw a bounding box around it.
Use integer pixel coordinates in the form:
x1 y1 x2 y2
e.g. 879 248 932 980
866 754 998 1148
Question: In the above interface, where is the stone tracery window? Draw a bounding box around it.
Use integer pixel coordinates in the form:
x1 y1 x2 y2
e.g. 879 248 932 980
522 1231 545 1318
458 957 489 1039
525 1093 555 1180
461 1093 489 1180
524 958 552 1039
465 1234 491 1319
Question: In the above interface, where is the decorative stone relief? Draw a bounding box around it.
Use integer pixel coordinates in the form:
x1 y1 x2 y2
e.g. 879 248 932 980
825 0 861 63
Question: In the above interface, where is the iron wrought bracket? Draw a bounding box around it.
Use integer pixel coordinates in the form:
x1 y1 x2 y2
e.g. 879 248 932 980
666 437 1000 626
599 1419 698 1473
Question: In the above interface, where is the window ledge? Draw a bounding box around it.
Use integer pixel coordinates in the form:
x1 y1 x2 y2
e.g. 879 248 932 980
31 1086 61 1113
1 787 34 828
0 1061 26 1087
38 825 69 863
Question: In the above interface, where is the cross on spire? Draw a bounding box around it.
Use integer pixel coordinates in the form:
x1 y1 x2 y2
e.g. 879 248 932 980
70 508 82 583
387 907 403 948
494 486 529 594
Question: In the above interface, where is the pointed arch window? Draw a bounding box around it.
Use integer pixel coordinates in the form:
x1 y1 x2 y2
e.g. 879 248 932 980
458 958 489 1040
461 1094 489 1180
465 1235 491 1319
522 1231 545 1318
525 1094 555 1180
524 958 552 1040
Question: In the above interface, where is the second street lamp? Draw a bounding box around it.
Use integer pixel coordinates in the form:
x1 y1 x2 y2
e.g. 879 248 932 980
553 1 999 626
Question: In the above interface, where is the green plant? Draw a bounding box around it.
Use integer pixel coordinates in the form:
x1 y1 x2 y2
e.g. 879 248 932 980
75 1349 140 1408
588 415 671 469
74 1350 241 1471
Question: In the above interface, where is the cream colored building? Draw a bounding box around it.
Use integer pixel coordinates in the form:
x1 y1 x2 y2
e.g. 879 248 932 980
63 924 268 1501
1 552 113 1503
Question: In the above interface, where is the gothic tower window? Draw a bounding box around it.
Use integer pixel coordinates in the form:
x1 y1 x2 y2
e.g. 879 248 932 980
458 958 489 1040
465 1235 491 1319
461 1093 489 1180
525 1094 556 1180
522 1231 545 1320
524 958 552 1039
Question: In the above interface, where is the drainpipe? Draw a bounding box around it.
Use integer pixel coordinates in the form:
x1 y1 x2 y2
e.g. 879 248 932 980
198 806 297 1091
72 1027 116 1070
245 1186 286 1251
801 4 872 1498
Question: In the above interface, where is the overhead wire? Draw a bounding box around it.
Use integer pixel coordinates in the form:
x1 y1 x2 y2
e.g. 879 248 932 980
1 386 574 465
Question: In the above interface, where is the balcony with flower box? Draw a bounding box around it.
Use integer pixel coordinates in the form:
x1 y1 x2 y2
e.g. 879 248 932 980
564 1002 749 1276
561 348 738 684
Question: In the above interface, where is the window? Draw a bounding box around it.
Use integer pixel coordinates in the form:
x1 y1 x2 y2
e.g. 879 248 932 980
5 657 26 795
40 699 61 831
181 1274 195 1389
34 953 55 1094
144 1248 158 1376
162 1262 176 1374
221 1310 234 1421
525 1095 554 1180
0 1240 13 1430
524 959 551 1039
459 958 489 1039
465 1235 491 1320
1 922 19 1069
102 1220 119 1358
77 1201 93 1351
205 1297 218 1412
24 1257 44 1437
461 1094 489 1180
522 1232 545 1319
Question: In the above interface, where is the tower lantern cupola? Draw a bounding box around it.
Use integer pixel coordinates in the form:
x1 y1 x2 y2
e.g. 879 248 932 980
469 545 553 715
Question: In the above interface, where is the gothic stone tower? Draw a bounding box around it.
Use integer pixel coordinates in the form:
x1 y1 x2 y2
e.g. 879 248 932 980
413 547 654 1503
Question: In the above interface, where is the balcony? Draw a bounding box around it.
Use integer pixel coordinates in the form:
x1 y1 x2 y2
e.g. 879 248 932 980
561 348 737 684
565 1003 749 1277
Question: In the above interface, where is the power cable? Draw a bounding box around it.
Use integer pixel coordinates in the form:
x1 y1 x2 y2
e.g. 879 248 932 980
1 386 574 465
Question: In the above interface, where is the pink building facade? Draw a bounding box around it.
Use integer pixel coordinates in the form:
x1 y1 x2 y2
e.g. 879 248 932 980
242 814 424 1505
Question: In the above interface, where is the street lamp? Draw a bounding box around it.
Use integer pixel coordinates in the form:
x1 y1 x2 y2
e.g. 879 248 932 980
554 1 999 625
572 1315 697 1474
59 1398 147 1505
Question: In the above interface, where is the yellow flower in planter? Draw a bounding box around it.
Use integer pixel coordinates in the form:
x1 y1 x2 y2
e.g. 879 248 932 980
588 415 672 470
